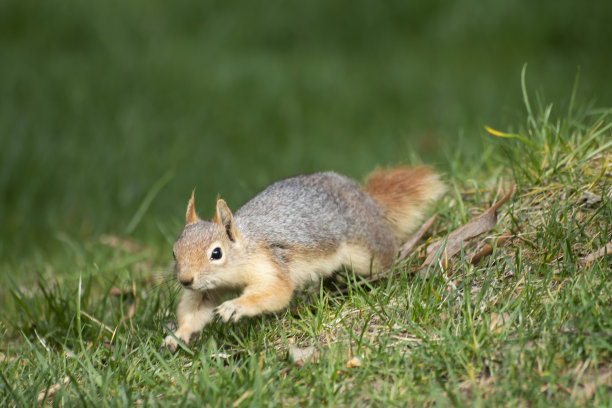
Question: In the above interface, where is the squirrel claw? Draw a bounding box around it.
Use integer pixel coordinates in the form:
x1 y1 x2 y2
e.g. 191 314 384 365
163 335 179 353
215 300 244 323
212 308 222 323
163 332 192 353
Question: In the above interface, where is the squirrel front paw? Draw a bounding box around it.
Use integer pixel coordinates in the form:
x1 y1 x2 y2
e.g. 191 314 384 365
214 300 246 323
163 335 179 353
163 332 190 353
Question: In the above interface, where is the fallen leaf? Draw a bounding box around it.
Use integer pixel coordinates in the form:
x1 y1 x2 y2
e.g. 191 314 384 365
37 376 70 403
471 227 519 265
458 376 496 398
579 240 612 265
0 353 21 363
288 345 318 366
398 213 438 259
489 312 510 333
571 367 612 405
580 190 602 205
423 186 515 269
109 287 127 297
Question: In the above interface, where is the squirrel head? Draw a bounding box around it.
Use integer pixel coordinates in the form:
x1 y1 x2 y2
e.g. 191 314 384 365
172 192 246 291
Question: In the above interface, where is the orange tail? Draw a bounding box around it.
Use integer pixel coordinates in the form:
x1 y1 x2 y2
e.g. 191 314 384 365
363 166 445 243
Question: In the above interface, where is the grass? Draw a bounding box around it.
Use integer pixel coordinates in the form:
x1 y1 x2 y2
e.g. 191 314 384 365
2 0 612 405
1 79 611 405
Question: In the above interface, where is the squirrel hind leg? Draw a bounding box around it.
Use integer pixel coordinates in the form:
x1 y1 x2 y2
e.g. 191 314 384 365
340 242 394 277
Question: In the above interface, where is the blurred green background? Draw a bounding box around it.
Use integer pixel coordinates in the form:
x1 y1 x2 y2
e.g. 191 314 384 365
1 0 611 266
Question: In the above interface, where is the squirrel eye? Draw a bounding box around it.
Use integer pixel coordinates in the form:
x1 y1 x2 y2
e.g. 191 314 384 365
210 247 222 260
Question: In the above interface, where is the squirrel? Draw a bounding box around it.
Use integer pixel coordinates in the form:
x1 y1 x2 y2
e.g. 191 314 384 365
163 166 444 352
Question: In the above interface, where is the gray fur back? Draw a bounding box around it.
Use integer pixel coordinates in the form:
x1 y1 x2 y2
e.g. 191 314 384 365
234 172 395 252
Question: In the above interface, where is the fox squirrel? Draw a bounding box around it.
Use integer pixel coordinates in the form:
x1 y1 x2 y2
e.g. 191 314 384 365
163 166 444 352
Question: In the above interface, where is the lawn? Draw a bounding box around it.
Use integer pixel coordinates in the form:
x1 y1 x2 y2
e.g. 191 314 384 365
1 1 611 406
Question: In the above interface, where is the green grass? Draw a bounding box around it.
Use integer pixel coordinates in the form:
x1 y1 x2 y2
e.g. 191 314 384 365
2 0 612 406
2 83 611 405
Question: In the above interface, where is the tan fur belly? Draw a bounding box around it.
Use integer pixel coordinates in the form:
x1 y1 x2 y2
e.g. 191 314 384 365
287 242 374 289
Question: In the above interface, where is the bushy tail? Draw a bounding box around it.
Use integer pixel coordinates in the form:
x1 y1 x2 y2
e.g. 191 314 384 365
363 166 445 243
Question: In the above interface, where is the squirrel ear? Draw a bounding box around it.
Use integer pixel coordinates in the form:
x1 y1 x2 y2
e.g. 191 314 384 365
213 198 238 242
186 190 200 224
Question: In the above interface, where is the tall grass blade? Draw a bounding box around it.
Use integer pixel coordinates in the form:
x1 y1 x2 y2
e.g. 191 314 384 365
124 171 174 235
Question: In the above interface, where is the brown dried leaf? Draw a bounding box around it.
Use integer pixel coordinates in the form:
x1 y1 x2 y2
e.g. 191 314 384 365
471 228 519 265
489 312 511 334
0 352 21 363
458 376 496 398
288 344 318 366
398 213 438 259
580 190 602 205
423 186 515 269
571 367 612 405
109 284 136 298
109 287 127 297
37 376 70 403
579 240 612 265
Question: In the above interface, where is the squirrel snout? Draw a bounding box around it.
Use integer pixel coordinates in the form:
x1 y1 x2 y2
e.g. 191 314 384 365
179 276 194 287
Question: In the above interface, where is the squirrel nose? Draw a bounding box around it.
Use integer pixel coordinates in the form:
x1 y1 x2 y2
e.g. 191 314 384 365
179 277 194 287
